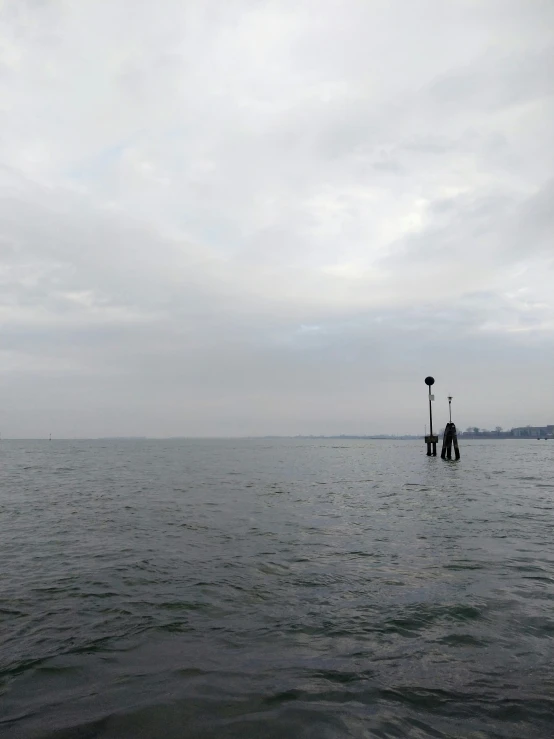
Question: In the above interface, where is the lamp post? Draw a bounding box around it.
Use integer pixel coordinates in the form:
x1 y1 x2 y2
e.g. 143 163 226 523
424 377 437 456
448 396 453 424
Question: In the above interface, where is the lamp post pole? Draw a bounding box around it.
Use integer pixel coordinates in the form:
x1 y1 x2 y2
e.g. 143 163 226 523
424 377 436 456
429 389 434 438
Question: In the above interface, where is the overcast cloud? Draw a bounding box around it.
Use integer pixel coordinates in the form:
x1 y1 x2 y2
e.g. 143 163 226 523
1 0 553 437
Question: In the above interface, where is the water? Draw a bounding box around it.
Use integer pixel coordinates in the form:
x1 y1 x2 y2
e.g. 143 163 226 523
1 438 553 738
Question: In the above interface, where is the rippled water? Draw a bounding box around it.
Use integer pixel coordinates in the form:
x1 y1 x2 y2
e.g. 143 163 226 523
1 438 553 738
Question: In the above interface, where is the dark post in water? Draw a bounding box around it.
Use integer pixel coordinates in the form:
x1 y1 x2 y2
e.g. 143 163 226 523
424 377 438 456
441 396 461 460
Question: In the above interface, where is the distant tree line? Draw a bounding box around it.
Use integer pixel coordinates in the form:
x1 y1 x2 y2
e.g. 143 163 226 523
464 426 503 434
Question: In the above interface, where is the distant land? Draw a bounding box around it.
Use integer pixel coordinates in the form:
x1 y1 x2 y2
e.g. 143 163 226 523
1 427 551 441
97 436 148 440
288 424 554 441
289 435 421 440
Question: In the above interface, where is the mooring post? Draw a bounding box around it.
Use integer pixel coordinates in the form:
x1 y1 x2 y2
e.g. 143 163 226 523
424 377 438 456
441 423 451 459
441 396 460 460
452 424 460 460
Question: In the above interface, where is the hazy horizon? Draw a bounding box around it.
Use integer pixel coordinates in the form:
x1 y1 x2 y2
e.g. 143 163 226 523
1 0 552 438
2 425 550 441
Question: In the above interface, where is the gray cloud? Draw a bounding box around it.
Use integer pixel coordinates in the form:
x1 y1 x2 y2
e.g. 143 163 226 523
0 0 553 437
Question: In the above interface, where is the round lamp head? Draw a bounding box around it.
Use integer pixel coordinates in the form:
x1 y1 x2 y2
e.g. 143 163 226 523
424 376 435 387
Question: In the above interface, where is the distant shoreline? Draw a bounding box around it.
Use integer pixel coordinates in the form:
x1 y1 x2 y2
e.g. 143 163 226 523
0 435 550 441
290 435 551 441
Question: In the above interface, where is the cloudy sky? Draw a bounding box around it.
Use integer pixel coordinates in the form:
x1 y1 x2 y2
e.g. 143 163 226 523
1 0 553 438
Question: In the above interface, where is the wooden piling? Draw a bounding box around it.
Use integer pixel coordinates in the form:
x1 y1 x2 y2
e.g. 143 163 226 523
441 424 451 459
452 426 460 460
441 422 460 460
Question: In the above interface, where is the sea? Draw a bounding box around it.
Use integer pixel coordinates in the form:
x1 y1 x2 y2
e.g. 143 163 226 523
1 438 553 738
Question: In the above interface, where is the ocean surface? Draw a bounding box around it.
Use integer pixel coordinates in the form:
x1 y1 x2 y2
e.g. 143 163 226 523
1 438 553 738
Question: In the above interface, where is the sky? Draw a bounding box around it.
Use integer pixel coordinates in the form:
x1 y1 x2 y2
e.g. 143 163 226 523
0 0 553 438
